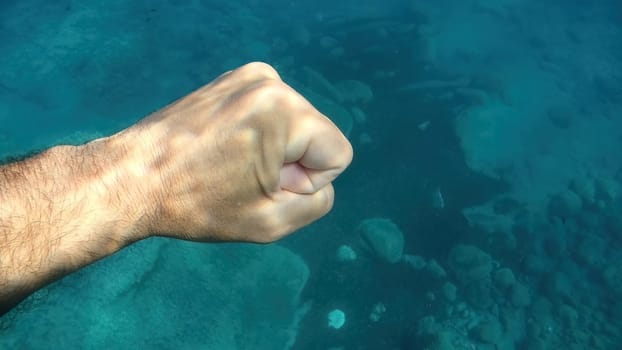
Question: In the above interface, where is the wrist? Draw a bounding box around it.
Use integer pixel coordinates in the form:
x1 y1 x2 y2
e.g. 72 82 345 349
71 136 153 244
37 143 144 260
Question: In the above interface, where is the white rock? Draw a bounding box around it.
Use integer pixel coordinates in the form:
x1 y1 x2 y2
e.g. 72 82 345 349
328 309 346 329
336 245 357 262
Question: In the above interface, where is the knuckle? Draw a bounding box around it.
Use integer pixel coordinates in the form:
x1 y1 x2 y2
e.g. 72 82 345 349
343 141 354 168
320 185 335 214
238 62 281 80
253 80 289 99
246 81 294 114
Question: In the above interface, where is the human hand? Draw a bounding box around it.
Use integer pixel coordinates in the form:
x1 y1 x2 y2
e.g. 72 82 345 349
106 62 353 243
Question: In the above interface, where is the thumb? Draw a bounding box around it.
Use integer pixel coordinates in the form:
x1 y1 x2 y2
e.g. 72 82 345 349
280 162 343 194
280 162 314 193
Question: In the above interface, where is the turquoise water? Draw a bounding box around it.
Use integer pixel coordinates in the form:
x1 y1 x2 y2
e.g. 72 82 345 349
1 0 621 349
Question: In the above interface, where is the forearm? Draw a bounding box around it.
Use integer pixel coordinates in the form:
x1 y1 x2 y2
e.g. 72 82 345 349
0 140 144 314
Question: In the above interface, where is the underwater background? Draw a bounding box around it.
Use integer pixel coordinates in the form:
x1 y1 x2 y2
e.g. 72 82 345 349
1 0 621 349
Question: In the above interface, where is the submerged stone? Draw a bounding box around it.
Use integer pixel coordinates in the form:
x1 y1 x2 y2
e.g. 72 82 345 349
358 218 404 263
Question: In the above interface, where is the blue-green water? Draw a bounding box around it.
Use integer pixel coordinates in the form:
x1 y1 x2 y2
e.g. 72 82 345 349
1 0 621 349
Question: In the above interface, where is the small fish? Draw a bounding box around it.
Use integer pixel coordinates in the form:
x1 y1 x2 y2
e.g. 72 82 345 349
432 187 445 209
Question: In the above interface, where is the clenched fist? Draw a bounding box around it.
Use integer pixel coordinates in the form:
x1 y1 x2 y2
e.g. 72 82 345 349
0 62 352 313
111 62 353 242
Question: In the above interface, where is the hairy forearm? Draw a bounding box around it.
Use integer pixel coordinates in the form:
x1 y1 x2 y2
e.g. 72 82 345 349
0 62 354 317
0 141 144 314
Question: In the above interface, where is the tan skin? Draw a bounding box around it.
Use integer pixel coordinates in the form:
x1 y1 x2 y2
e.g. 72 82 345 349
0 62 353 315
